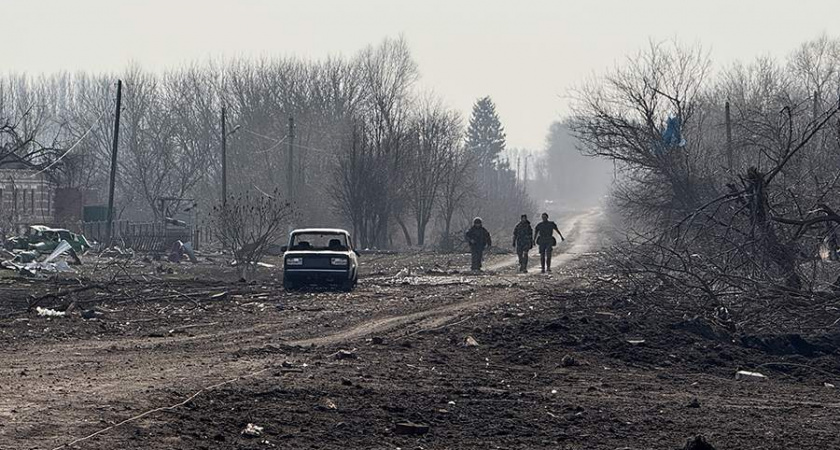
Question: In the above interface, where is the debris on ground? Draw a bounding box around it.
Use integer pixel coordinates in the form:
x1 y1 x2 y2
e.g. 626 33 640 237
168 240 198 263
332 349 358 360
687 398 701 408
318 397 338 410
11 250 39 263
626 339 646 346
4 225 91 255
2 239 79 277
394 421 429 435
683 435 716 450
463 336 480 347
735 370 767 381
560 354 577 367
80 309 102 320
101 246 134 259
36 307 65 317
241 423 264 437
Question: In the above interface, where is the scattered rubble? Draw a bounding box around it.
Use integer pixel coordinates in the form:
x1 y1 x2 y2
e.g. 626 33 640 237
735 370 767 382
318 397 338 410
394 421 429 435
35 307 65 317
168 240 197 263
3 239 79 277
101 246 134 258
333 349 358 360
241 423 264 437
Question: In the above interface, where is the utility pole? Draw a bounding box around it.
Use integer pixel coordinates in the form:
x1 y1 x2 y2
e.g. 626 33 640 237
287 115 295 198
221 106 227 205
725 101 733 172
523 156 529 194
516 156 521 183
105 79 122 245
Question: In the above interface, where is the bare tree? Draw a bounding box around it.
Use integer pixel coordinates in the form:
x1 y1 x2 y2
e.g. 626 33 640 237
211 189 294 278
405 99 462 246
437 144 477 250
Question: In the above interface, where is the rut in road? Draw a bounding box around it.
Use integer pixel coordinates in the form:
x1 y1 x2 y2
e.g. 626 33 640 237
290 208 603 347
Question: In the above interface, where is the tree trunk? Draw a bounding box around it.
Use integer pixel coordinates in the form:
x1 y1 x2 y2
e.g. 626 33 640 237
397 217 413 247
746 167 801 290
416 218 428 247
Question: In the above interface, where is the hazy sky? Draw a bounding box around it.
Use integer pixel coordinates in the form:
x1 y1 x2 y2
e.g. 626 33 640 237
5 0 840 150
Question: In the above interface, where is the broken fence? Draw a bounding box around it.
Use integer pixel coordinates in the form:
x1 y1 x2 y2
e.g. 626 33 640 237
80 221 212 252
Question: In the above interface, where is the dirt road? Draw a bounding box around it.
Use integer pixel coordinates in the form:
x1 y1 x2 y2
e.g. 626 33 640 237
2 208 839 449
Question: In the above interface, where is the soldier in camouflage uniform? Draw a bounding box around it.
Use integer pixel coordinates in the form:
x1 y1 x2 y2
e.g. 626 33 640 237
465 217 492 271
512 214 534 273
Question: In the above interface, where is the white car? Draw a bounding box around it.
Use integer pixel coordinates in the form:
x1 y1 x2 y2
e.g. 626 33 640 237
282 228 359 291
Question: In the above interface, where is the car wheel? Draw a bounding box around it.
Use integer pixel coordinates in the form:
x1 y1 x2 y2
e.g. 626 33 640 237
340 279 354 292
283 279 298 291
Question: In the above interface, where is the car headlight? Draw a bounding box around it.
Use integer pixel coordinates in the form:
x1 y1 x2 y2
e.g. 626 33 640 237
330 257 348 266
286 257 304 266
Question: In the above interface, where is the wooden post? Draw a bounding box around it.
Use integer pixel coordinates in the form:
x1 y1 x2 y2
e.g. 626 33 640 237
288 115 295 198
106 80 122 245
221 106 227 205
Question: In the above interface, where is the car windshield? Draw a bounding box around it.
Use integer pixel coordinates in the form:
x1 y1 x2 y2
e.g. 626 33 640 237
290 233 348 251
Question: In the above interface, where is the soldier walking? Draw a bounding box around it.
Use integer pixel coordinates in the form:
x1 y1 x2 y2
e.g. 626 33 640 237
512 214 534 273
534 212 565 273
465 217 492 271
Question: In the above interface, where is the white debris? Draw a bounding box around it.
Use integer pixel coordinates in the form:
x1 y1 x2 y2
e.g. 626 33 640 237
45 240 72 263
242 423 264 437
36 307 65 317
735 370 767 381
825 382 835 388
464 336 480 347
395 267 411 278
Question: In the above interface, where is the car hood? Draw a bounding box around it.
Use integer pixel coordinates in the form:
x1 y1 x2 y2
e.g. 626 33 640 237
284 250 354 257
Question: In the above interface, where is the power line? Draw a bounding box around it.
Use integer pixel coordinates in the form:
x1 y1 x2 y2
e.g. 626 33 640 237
253 135 287 154
242 128 280 142
30 105 109 178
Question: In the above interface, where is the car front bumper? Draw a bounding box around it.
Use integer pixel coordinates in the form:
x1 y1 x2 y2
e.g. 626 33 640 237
284 269 353 284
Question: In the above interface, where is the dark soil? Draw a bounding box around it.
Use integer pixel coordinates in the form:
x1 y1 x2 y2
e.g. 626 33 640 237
2 234 840 449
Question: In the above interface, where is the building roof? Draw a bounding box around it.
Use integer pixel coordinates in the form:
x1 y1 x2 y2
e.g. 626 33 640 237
0 152 39 170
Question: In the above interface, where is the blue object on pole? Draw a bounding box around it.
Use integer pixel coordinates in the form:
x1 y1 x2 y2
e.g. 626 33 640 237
661 116 686 149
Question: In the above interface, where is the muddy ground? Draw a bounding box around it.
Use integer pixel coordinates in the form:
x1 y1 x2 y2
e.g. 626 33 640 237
2 210 840 449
